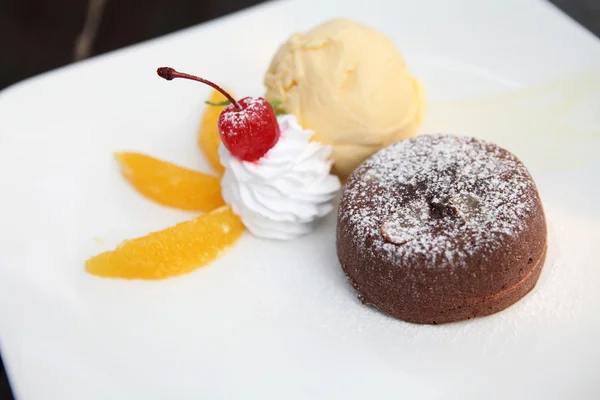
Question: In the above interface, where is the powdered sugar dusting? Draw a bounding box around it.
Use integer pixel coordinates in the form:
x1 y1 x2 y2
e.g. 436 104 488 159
220 97 268 135
340 134 537 268
380 199 429 245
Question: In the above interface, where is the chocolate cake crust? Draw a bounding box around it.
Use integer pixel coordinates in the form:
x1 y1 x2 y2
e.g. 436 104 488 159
337 134 548 324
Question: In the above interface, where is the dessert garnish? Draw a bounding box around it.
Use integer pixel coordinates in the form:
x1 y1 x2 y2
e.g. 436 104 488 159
85 206 244 279
115 152 224 212
157 67 280 162
198 88 232 175
159 67 341 240
86 67 341 279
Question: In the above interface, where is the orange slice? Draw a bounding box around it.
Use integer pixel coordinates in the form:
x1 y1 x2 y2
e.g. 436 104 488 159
86 206 244 279
115 152 224 212
199 89 231 175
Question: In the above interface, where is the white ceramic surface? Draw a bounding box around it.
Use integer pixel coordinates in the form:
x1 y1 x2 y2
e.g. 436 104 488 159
1 0 600 399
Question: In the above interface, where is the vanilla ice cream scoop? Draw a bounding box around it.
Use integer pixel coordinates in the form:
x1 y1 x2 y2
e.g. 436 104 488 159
264 18 425 178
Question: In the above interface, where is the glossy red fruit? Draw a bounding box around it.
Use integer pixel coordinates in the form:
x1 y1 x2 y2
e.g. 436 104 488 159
218 97 280 162
157 67 281 162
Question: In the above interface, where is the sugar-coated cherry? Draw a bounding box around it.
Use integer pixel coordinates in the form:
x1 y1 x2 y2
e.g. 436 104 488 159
217 96 280 162
157 67 280 162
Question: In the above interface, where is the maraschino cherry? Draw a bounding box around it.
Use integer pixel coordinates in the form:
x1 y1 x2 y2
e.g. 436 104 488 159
157 67 280 162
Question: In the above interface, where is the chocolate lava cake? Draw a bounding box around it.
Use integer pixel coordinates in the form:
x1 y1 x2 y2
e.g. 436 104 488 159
337 134 547 324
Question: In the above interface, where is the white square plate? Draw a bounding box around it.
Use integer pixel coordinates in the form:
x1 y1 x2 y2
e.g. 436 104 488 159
1 0 600 399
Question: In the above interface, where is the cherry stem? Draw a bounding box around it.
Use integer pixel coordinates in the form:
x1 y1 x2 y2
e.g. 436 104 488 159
157 67 242 110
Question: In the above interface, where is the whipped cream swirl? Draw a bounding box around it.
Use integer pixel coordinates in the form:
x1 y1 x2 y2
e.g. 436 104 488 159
219 114 341 240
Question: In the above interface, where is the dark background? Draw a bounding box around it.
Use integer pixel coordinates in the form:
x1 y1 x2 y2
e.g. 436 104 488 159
1 0 599 398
